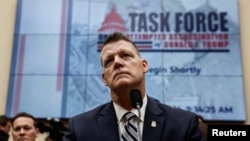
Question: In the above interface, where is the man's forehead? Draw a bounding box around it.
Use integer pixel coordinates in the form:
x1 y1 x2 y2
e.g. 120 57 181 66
102 41 135 53
13 117 34 125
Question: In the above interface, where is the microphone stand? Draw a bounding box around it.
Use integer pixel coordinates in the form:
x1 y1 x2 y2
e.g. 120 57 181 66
130 89 143 141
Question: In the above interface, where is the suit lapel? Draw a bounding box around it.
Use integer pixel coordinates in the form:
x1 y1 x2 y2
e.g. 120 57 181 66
96 98 165 141
142 97 165 141
97 102 120 141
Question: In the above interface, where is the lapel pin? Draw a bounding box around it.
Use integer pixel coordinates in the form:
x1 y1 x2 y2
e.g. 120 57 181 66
151 121 156 127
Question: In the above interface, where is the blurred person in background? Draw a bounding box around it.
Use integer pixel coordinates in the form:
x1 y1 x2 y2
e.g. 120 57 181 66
12 112 39 141
0 115 11 141
198 115 208 141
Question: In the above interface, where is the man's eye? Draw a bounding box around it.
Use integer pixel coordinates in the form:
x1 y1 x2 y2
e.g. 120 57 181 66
13 126 32 132
14 128 20 131
24 126 32 130
104 59 112 67
123 53 131 58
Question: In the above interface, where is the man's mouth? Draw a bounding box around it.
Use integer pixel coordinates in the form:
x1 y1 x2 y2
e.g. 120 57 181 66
114 72 128 79
17 138 28 141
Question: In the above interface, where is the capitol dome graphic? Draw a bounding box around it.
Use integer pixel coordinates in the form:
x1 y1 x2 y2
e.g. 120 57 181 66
98 4 128 33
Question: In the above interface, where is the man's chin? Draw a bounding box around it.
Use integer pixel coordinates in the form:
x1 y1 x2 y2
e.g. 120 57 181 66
114 80 131 88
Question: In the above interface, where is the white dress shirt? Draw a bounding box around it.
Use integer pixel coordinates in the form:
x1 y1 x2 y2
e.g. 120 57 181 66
113 95 147 140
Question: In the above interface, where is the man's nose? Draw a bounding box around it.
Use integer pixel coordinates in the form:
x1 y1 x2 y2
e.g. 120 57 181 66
19 128 25 134
114 56 124 67
114 56 122 62
114 56 123 68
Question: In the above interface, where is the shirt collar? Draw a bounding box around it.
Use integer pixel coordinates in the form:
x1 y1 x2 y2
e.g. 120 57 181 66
113 95 147 123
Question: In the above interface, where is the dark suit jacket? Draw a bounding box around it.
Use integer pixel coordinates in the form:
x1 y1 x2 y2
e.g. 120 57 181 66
0 130 9 141
63 97 206 141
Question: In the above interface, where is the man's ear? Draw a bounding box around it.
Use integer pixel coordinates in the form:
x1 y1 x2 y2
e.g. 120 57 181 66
35 128 40 137
142 59 149 73
102 73 108 86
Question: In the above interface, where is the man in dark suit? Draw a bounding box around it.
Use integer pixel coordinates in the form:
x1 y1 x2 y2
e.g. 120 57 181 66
62 32 206 141
0 115 11 141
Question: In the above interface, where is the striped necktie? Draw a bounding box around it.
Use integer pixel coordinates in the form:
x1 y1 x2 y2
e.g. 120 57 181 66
121 112 138 141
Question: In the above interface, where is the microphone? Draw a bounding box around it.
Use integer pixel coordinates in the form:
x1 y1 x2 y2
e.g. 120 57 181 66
130 89 143 109
129 89 143 141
